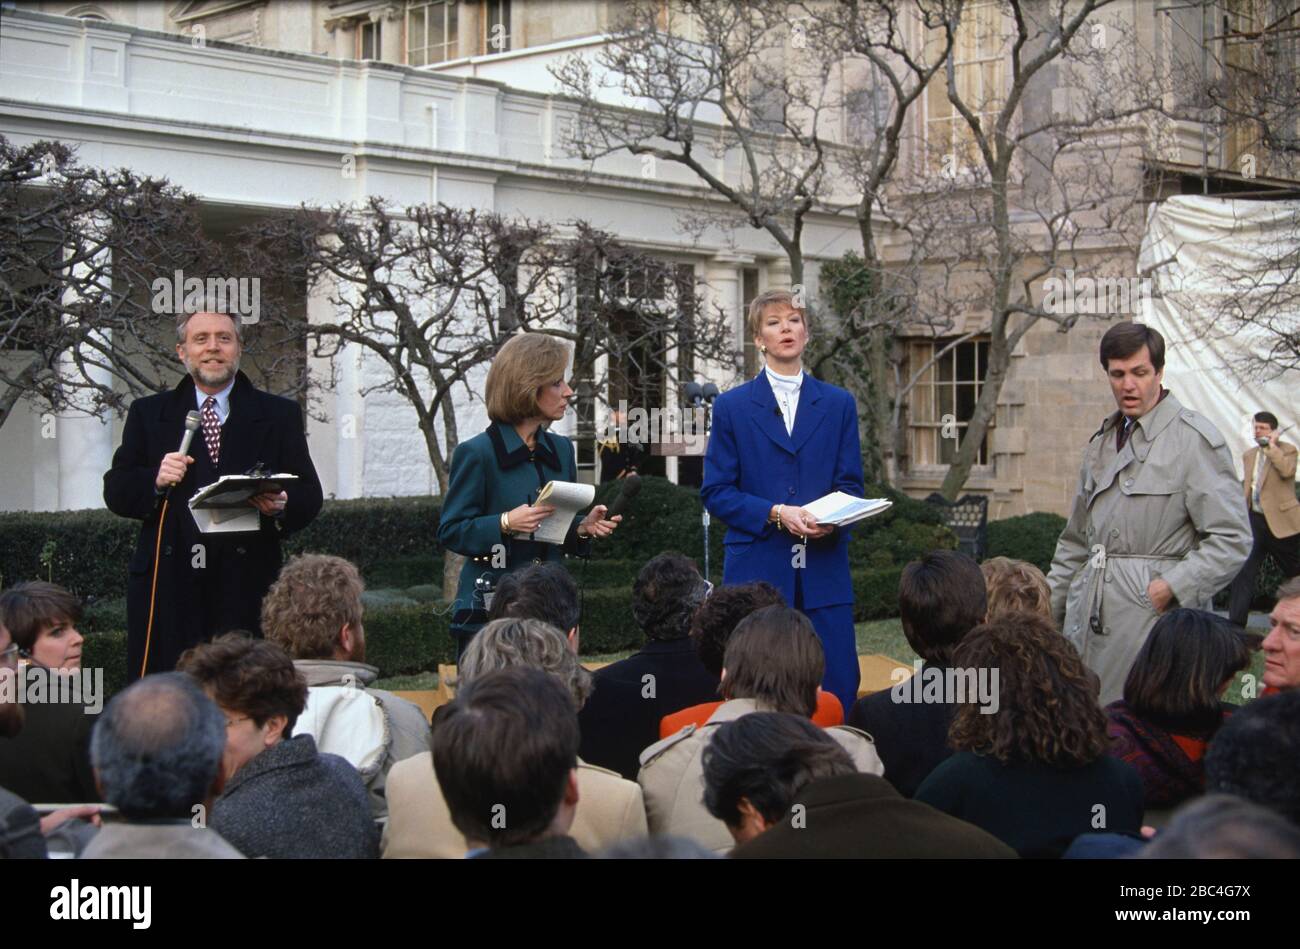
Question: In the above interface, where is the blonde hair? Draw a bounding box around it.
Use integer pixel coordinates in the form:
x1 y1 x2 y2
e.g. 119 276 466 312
747 288 808 339
261 554 365 660
980 557 1053 623
485 333 571 425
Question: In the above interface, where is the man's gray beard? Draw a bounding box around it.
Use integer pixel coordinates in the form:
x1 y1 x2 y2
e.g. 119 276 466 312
186 356 239 389
0 700 24 739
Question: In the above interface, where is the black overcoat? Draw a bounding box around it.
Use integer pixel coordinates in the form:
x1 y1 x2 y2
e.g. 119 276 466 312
103 371 322 678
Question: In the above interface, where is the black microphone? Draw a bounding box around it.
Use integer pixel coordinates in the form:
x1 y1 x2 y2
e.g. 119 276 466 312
605 473 642 519
774 406 782 417
166 411 202 498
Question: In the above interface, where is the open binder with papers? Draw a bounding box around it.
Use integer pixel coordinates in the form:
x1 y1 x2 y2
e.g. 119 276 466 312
188 473 300 533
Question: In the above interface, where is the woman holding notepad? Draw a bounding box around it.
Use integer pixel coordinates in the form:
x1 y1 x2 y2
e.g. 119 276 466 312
701 289 867 713
437 333 621 658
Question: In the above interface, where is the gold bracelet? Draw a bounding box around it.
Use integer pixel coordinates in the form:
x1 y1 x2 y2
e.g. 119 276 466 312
501 511 512 535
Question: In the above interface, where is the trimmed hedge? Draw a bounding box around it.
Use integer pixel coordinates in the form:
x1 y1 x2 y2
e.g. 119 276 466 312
17 475 962 698
0 508 137 600
985 512 1068 574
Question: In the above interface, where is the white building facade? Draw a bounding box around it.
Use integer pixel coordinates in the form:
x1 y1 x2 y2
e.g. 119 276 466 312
0 7 862 512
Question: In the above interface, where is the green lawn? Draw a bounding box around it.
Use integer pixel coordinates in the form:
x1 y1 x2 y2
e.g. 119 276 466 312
374 615 1267 704
373 618 913 691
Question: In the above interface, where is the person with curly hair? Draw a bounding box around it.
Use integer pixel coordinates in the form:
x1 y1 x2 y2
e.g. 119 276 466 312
577 553 719 780
914 612 1144 857
1106 609 1256 819
980 556 1053 623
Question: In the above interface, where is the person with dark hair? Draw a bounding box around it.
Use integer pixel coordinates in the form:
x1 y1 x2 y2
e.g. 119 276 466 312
1 618 46 859
577 553 719 779
102 308 323 679
638 605 881 851
660 582 842 735
487 561 582 648
383 618 646 859
1204 689 1300 826
434 666 586 858
1106 608 1256 816
915 613 1144 857
81 673 242 858
177 633 378 859
1261 576 1300 692
1139 795 1300 859
0 582 100 805
1228 411 1299 628
703 712 1015 858
262 553 429 821
847 550 987 797
1047 321 1250 704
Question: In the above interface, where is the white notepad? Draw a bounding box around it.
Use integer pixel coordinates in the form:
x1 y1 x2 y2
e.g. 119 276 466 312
531 480 597 544
801 492 892 527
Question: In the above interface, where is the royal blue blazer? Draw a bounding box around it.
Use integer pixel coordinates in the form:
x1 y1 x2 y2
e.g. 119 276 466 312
701 372 865 610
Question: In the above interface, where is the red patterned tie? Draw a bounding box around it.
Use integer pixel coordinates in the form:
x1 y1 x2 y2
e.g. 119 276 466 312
201 396 221 466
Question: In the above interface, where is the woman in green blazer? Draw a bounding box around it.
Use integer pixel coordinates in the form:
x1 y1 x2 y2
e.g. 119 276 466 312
437 333 621 656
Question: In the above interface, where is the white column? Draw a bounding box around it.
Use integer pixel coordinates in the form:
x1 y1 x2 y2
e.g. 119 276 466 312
56 224 115 511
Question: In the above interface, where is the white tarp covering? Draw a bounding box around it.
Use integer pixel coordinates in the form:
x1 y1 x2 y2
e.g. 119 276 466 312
1138 194 1300 476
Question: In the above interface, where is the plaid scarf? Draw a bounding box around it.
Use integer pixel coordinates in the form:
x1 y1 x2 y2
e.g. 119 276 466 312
1105 700 1229 809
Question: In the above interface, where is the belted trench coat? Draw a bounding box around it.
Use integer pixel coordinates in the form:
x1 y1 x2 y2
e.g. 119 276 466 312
1047 392 1250 705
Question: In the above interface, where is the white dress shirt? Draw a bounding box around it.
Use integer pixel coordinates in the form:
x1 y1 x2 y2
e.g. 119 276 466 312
195 378 234 426
764 365 804 436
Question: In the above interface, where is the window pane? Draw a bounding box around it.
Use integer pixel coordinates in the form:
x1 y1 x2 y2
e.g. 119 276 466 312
957 341 975 381
408 6 425 55
431 7 445 49
447 1 458 56
940 429 958 465
956 383 976 421
939 384 954 419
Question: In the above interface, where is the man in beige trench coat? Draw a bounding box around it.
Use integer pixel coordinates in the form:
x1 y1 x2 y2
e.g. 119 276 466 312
1047 323 1251 705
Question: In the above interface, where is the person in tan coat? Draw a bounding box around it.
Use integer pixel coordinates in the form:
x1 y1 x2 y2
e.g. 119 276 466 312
1047 323 1250 705
382 618 647 858
638 606 882 852
1228 411 1300 627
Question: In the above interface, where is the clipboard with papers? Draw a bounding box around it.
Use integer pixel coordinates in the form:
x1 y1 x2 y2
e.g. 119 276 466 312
188 472 299 533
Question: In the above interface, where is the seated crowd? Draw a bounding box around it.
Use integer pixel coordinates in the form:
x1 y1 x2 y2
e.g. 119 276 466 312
1 552 1298 860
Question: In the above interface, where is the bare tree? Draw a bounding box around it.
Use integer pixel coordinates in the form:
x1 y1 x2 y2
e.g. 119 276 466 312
249 200 734 595
0 136 304 433
551 0 841 286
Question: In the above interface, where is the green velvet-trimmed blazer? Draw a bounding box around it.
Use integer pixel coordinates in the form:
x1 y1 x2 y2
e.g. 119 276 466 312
436 420 590 639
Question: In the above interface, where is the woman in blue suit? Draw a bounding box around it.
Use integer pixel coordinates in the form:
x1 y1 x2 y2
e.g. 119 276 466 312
437 333 621 658
701 289 865 712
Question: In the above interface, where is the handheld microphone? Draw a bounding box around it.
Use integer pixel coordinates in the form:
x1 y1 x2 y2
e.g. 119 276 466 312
606 473 641 520
166 411 202 497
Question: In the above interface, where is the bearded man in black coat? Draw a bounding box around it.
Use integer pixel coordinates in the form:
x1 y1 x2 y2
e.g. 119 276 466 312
103 309 322 680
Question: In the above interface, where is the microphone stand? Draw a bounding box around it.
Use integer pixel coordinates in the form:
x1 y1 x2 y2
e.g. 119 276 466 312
696 398 714 583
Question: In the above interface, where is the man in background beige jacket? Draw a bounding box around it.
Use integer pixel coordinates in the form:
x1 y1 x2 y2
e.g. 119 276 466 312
1228 411 1300 627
